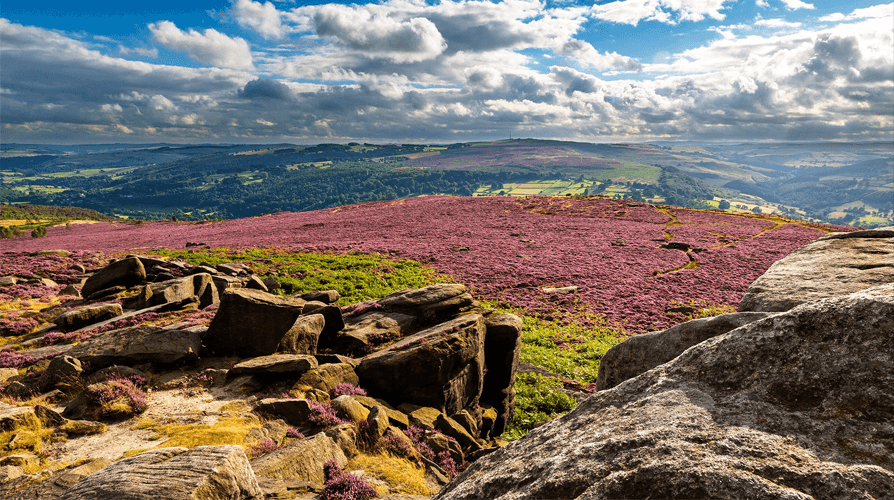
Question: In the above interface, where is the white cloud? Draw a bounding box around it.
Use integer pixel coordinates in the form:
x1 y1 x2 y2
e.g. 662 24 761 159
561 40 643 71
313 4 447 63
755 18 802 29
119 46 160 58
821 3 894 22
756 0 769 7
231 0 286 39
591 0 730 26
149 20 254 70
780 0 814 11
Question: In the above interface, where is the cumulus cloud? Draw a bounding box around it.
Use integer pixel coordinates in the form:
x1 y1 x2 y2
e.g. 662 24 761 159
561 40 643 71
239 78 294 100
149 21 254 70
313 4 446 62
820 3 893 22
754 18 802 28
591 0 729 26
231 0 285 39
780 0 814 10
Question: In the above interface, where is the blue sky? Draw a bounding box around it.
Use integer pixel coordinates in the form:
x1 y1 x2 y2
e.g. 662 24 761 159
1 0 892 143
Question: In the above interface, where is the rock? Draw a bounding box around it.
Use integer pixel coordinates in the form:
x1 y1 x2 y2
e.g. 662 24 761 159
215 263 244 276
357 314 486 415
54 303 123 332
245 276 269 292
299 290 340 304
251 433 348 484
85 365 147 385
262 277 281 291
424 431 464 465
85 285 127 301
333 310 416 355
203 289 306 356
302 301 345 342
353 396 409 429
125 274 218 310
377 283 476 322
80 257 146 299
295 363 359 394
229 354 318 376
478 405 498 440
330 395 369 423
0 454 38 468
660 241 692 251
254 398 314 428
59 446 261 500
325 423 360 457
0 368 18 384
450 409 478 438
43 355 83 391
739 227 894 312
314 354 359 368
595 311 772 391
435 414 482 453
67 325 201 367
277 314 325 355
481 313 522 436
0 464 23 482
399 405 441 431
212 275 245 293
366 406 389 440
541 286 578 294
59 284 81 297
0 277 18 287
435 285 894 500
5 458 111 499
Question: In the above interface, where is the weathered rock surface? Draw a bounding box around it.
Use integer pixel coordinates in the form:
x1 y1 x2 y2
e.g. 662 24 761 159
334 310 416 355
739 227 894 312
294 362 358 393
228 354 318 376
480 313 522 436
377 283 476 322
595 311 772 391
251 433 347 484
253 398 313 428
436 285 894 500
1 458 111 499
53 303 123 332
276 314 325 355
357 314 486 415
203 289 306 356
67 325 201 367
58 446 261 500
125 273 218 310
80 257 146 299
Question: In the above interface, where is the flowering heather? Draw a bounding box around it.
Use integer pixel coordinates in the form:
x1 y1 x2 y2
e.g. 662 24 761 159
307 401 347 427
321 460 378 500
1 196 856 332
330 382 367 398
86 377 149 418
246 438 281 458
0 348 62 368
285 428 304 439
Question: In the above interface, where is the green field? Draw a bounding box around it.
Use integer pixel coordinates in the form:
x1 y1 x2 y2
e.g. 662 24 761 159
475 180 594 197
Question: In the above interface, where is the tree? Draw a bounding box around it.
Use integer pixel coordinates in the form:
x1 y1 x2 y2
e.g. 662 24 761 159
752 206 762 213
718 199 731 210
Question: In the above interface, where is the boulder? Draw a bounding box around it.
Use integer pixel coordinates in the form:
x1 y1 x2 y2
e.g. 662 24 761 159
251 433 347 484
424 431 463 465
595 311 772 391
329 395 369 423
245 276 269 292
739 227 894 312
333 310 416 355
67 325 201 367
212 275 245 292
0 277 18 287
398 405 441 431
80 257 146 299
125 273 218 310
302 301 345 343
229 354 318 376
377 283 476 322
299 290 340 304
294 363 359 394
354 396 409 429
277 314 325 355
254 398 313 428
86 365 147 385
435 285 894 500
435 414 481 453
357 314 486 415
325 423 359 457
2 458 110 499
481 313 523 436
203 289 306 356
58 446 261 500
53 303 123 332
43 355 83 390
366 406 389 440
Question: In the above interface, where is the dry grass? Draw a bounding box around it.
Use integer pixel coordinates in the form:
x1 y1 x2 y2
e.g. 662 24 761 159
348 452 435 495
149 416 262 449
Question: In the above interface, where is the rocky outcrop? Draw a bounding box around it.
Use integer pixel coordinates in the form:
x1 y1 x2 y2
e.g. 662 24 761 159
67 325 201 367
251 433 347 484
228 354 318 376
276 314 325 355
595 311 772 391
124 273 218 310
58 446 262 500
480 313 523 436
203 289 306 356
739 226 894 312
80 257 146 299
53 303 123 332
357 314 486 415
436 285 894 500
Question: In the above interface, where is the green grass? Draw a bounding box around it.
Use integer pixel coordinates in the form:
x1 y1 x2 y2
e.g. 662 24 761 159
504 373 577 441
147 248 449 305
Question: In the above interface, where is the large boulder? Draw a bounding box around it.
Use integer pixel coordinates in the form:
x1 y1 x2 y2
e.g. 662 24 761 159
125 273 218 310
357 314 486 415
58 446 261 499
229 354 318 376
377 283 476 322
739 227 894 312
480 313 523 436
80 257 146 299
203 289 306 356
435 285 894 500
332 310 416 355
251 433 347 484
595 311 772 391
276 314 325 355
67 325 202 367
53 303 123 332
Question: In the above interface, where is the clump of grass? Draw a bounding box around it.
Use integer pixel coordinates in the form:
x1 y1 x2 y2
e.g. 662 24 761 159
504 373 577 441
150 416 262 449
348 453 434 496
148 248 447 305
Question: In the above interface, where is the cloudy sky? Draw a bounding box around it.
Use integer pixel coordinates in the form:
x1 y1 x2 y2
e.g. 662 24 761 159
1 0 892 144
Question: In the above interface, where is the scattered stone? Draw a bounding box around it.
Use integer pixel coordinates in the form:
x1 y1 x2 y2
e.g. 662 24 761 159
595 311 772 391
354 396 409 429
53 303 123 332
330 395 369 423
254 398 314 428
203 289 306 356
357 314 486 415
435 285 894 500
59 446 261 500
435 414 482 452
125 273 218 310
541 286 578 294
0 277 19 287
80 257 146 298
67 325 201 367
302 301 345 342
59 284 81 297
245 276 269 292
229 354 318 376
38 278 58 287
739 227 894 312
85 365 147 385
659 241 692 251
251 433 348 484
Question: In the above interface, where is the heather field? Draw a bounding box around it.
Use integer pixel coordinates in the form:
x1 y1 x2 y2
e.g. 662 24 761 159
1 195 849 333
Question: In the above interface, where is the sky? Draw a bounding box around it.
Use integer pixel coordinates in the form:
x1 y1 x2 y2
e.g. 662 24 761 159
1 0 892 144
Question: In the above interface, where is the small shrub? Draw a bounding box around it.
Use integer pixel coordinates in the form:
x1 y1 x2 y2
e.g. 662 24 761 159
245 438 281 458
307 401 347 428
86 377 149 419
30 226 47 238
330 382 367 398
285 427 304 439
320 459 378 500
